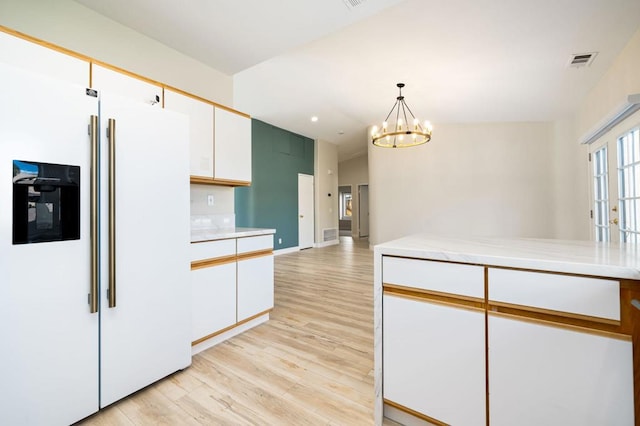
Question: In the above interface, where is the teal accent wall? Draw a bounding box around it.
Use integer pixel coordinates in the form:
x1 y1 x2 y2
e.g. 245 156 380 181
235 119 314 249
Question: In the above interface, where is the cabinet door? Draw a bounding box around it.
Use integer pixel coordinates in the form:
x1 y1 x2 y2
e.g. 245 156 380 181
164 89 214 177
214 107 251 183
191 263 237 341
383 294 486 425
489 314 634 426
91 64 162 106
0 31 89 86
237 255 274 321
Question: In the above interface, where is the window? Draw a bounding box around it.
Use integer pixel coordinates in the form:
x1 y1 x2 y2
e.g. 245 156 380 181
340 192 352 219
617 127 640 244
592 146 610 242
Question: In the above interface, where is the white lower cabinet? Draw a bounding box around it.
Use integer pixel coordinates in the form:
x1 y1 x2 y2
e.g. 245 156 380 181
191 234 274 347
383 294 486 425
191 262 236 341
237 254 274 321
488 314 634 426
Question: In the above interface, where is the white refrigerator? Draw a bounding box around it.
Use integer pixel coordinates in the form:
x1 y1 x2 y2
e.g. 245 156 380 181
0 62 191 425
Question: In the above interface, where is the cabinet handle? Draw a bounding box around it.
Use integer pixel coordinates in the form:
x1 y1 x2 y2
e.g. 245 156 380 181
108 118 117 308
90 115 99 314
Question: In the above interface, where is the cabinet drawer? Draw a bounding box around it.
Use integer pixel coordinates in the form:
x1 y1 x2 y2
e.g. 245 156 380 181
237 234 273 254
190 239 236 262
488 268 620 321
382 256 484 298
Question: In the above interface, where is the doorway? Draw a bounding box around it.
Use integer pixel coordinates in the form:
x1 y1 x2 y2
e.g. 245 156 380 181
589 124 640 243
298 174 314 249
338 185 352 236
358 184 369 238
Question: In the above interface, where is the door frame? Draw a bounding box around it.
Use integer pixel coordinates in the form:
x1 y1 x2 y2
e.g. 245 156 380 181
358 183 369 238
298 173 315 249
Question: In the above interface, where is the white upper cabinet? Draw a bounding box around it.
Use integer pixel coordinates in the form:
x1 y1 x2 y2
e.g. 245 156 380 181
0 31 89 86
164 89 214 178
91 64 162 107
214 107 252 183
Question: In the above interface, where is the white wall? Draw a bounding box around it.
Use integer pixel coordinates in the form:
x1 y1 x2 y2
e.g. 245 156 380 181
0 0 233 105
550 119 590 240
314 139 339 244
368 122 556 246
338 154 369 238
577 28 640 140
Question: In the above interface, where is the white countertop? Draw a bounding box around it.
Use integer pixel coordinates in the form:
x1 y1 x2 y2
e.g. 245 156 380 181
191 227 275 243
375 234 640 280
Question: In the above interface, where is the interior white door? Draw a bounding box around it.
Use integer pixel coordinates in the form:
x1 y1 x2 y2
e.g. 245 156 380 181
0 63 99 425
298 173 314 249
98 92 191 407
358 184 369 238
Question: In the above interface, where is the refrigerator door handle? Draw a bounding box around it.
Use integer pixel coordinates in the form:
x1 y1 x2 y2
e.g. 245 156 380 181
108 118 117 308
90 115 99 314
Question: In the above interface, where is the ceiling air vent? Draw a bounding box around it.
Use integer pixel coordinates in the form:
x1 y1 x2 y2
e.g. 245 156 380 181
568 52 598 68
343 0 367 10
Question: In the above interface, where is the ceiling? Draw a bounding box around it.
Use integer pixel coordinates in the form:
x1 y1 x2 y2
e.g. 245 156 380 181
76 0 640 161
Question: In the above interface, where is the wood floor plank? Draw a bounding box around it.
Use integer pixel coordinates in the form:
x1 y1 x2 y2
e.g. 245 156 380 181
79 237 376 425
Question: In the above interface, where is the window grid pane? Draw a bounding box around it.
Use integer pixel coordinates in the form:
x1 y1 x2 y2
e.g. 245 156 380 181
592 146 610 242
617 129 640 243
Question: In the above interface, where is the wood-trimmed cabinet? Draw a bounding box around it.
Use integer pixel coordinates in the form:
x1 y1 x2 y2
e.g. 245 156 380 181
381 257 637 426
190 234 274 350
0 30 89 86
164 89 251 186
91 64 162 106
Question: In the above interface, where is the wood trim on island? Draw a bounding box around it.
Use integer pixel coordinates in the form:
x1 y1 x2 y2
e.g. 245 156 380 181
383 284 485 311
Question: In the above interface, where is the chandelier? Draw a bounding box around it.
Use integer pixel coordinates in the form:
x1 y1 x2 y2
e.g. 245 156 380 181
371 83 432 148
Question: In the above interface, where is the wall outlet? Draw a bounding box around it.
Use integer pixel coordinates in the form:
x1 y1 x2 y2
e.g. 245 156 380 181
278 238 282 244
207 194 214 206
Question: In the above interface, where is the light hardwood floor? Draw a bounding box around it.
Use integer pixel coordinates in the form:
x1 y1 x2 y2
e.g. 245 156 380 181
80 237 393 425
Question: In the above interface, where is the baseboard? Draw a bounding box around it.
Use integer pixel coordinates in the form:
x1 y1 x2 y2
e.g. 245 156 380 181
274 246 300 256
384 403 435 426
315 239 339 248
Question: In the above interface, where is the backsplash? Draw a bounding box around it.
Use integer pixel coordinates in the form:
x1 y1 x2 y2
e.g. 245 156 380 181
190 213 235 230
190 184 235 230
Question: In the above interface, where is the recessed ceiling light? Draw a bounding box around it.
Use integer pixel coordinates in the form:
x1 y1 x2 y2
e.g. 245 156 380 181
311 116 318 122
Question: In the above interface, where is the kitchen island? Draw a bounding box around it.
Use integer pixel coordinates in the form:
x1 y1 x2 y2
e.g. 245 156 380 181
374 235 640 426
191 227 275 354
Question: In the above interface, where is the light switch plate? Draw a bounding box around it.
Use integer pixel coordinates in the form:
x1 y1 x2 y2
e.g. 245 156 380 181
207 195 214 206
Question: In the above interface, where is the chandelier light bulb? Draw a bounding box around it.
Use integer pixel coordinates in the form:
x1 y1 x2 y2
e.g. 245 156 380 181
425 121 432 132
382 121 388 131
371 125 378 136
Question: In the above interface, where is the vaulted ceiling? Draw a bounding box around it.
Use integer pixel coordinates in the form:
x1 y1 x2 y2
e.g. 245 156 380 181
76 0 640 160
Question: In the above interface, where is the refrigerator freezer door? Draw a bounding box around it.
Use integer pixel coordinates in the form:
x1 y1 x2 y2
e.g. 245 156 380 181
0 63 100 425
98 92 191 407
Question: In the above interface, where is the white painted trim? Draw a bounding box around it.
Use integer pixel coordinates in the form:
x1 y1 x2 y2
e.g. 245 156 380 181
274 246 300 256
315 239 339 248
191 313 269 356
